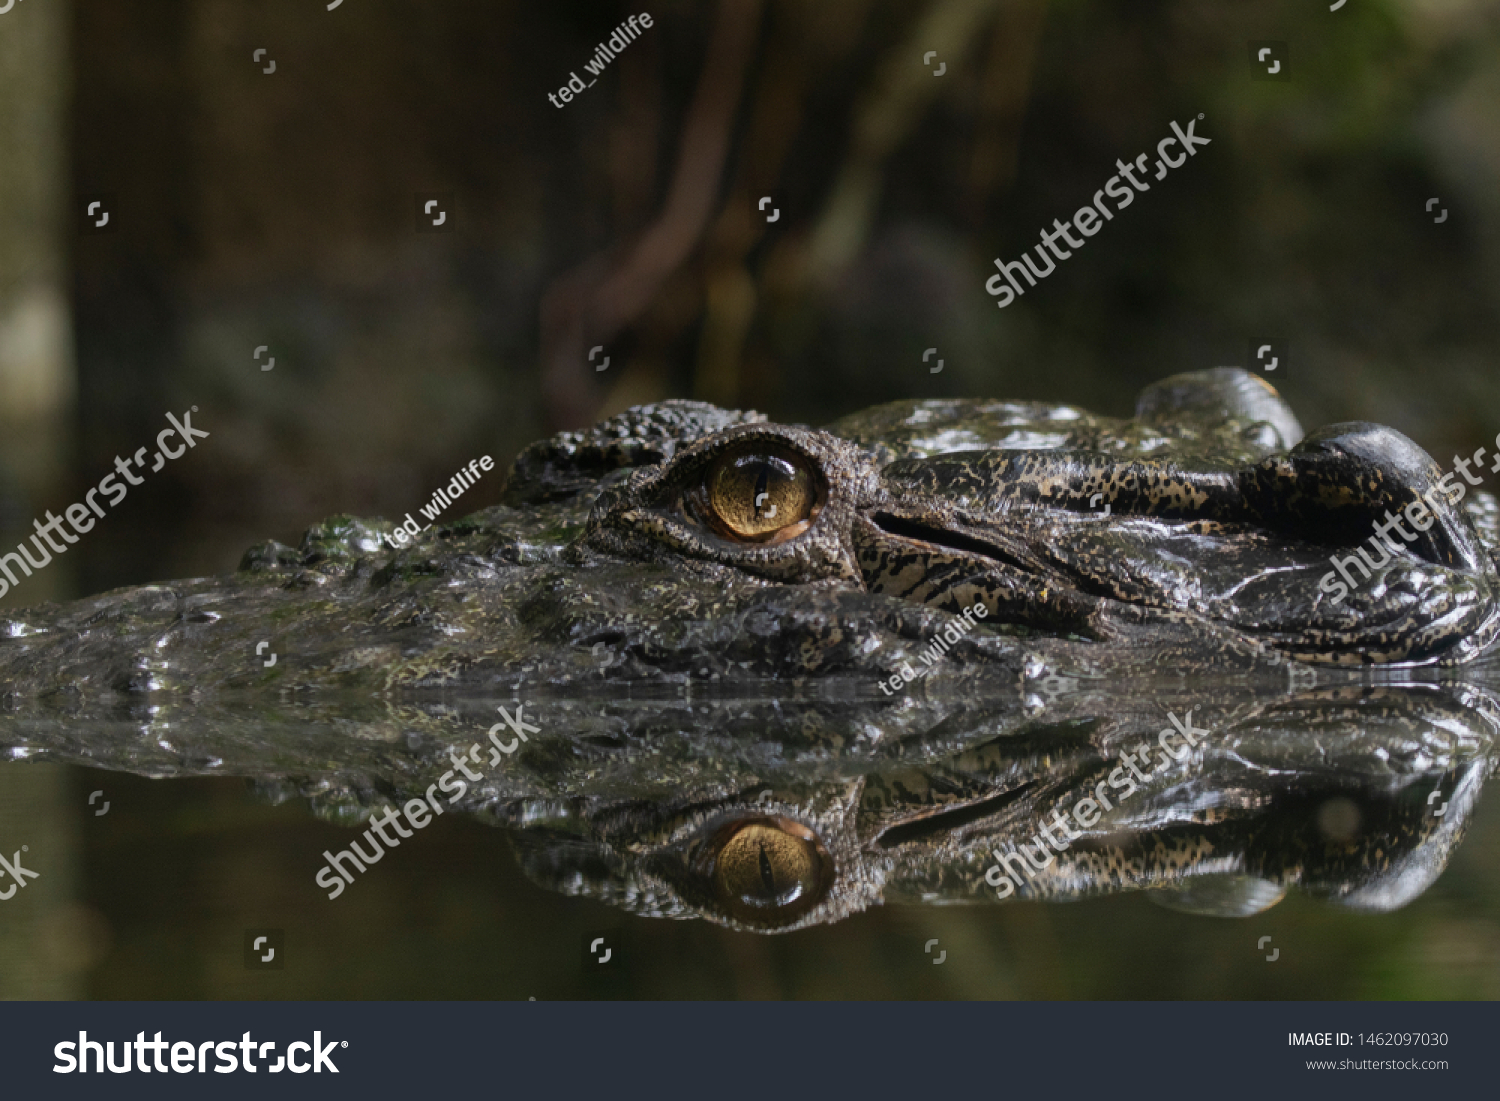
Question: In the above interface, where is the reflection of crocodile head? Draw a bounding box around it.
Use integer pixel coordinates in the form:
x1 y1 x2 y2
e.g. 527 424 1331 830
2 368 1498 700
505 686 1498 932
6 682 1495 934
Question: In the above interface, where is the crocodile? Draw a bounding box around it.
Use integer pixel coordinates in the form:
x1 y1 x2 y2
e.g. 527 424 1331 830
0 366 1496 705
3 366 1500 932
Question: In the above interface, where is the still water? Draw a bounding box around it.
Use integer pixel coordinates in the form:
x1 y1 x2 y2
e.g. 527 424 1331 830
5 684 1500 996
3 522 1500 1001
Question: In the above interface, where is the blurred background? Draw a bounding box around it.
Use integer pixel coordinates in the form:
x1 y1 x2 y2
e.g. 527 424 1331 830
4 0 1500 998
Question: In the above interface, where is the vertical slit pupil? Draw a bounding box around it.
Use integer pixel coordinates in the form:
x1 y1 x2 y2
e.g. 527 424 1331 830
757 839 777 896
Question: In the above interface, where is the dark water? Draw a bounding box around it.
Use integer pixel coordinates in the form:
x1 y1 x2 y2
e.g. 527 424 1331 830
4 523 1500 1001
6 0 1500 1008
5 696 1500 1000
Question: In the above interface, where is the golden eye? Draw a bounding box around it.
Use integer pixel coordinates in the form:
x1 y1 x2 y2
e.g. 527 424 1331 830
709 817 833 925
705 446 818 542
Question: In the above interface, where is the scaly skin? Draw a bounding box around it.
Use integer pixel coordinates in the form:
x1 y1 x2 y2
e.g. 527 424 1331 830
0 369 1496 711
5 678 1495 932
4 369 1500 931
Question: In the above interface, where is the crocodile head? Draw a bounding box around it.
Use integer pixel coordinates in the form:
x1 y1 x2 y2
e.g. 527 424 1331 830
0 367 1496 703
564 367 1500 677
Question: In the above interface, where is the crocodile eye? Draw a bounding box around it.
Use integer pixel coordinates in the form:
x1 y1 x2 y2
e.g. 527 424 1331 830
704 446 818 542
709 818 832 924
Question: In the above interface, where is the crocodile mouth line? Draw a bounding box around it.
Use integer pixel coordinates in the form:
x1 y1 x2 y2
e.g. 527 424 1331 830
872 780 1040 849
868 512 1038 576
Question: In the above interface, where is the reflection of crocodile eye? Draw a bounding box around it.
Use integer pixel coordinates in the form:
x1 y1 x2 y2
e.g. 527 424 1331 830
710 818 832 924
705 447 818 542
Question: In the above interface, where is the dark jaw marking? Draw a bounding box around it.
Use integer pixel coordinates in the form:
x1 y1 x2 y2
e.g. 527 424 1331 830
856 537 1112 641
866 511 1127 613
